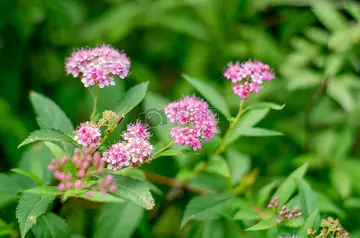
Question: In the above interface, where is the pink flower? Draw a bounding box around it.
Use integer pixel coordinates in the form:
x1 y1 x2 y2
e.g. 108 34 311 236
102 142 129 170
102 121 154 170
165 96 218 150
65 45 130 88
122 121 150 140
224 60 275 99
74 122 101 146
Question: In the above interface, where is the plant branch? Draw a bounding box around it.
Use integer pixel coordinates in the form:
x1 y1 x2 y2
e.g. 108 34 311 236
304 76 329 151
152 140 175 159
90 87 100 122
215 99 245 155
145 172 214 195
94 114 125 153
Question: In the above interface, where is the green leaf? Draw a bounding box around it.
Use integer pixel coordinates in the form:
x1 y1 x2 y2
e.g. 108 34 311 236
312 1 347 32
30 91 74 154
44 141 66 159
272 163 308 205
181 193 234 228
31 212 71 238
225 149 250 184
225 108 270 146
16 193 56 238
344 197 360 209
0 219 12 236
245 218 277 231
11 168 43 186
327 79 354 112
233 208 260 220
237 128 283 137
18 144 54 186
296 178 318 220
206 156 230 178
94 202 144 238
154 149 183 158
115 82 149 116
0 173 22 194
257 180 281 205
298 209 320 237
245 102 285 111
18 129 77 148
78 191 124 203
29 91 74 133
183 74 230 119
330 167 352 199
113 175 154 210
202 220 224 238
142 91 172 141
24 186 64 196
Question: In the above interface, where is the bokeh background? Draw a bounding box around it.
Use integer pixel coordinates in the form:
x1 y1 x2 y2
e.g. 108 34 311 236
1 0 360 237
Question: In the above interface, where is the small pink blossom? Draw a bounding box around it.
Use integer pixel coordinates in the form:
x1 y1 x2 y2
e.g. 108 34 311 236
102 121 154 170
74 122 101 146
224 60 275 100
122 121 150 140
65 45 130 88
164 96 218 150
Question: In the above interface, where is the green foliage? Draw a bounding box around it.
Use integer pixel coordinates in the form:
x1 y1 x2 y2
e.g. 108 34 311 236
31 212 71 238
94 202 144 238
181 193 234 228
1 0 360 236
183 74 231 119
272 162 308 205
16 193 56 238
18 129 77 148
115 82 149 116
11 168 43 185
29 91 74 133
113 175 154 210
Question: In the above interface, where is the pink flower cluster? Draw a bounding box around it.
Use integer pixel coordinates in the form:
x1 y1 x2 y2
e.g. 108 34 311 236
65 45 130 88
267 196 302 225
102 121 154 170
223 60 275 100
48 145 110 193
164 96 217 151
74 122 101 146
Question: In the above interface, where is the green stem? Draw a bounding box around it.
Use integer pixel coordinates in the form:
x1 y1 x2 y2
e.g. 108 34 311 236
215 100 245 155
94 115 125 153
152 140 175 159
90 87 100 122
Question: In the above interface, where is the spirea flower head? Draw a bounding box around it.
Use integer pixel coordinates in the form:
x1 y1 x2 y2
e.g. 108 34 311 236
164 96 218 151
65 44 130 88
102 121 153 171
74 122 101 146
224 60 275 100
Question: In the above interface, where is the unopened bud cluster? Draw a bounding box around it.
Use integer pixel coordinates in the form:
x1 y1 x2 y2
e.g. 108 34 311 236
307 217 349 238
97 110 120 127
48 145 107 192
267 196 302 225
87 174 117 198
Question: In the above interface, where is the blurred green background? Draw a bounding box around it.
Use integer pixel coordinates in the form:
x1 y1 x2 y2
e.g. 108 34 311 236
1 0 360 237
